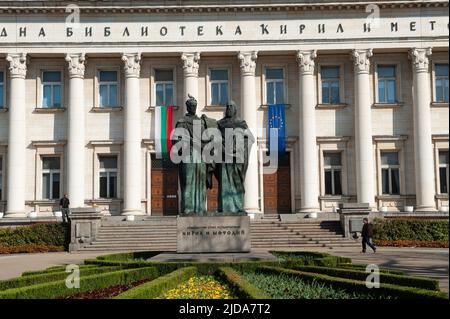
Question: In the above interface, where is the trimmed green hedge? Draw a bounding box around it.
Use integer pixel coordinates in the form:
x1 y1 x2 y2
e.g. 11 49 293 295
215 267 270 299
337 263 405 275
373 218 449 241
0 266 122 291
0 267 159 299
21 264 98 277
287 265 440 291
257 266 448 299
115 267 197 299
0 223 70 249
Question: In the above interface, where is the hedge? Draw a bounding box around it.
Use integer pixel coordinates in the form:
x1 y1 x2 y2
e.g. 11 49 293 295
0 223 70 249
287 265 440 291
115 267 197 299
336 263 405 275
0 267 159 299
0 266 122 291
373 218 449 241
215 267 270 299
256 266 448 299
21 264 98 277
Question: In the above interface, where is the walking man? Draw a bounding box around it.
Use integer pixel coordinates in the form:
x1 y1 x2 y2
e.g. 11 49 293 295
59 194 70 223
361 217 376 253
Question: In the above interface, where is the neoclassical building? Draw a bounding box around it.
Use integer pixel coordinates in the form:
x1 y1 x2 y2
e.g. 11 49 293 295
0 0 448 217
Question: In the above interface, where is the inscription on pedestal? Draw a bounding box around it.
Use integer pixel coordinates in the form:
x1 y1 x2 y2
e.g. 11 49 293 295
177 216 251 253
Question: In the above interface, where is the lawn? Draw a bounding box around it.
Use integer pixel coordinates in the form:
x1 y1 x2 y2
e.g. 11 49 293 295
0 251 446 299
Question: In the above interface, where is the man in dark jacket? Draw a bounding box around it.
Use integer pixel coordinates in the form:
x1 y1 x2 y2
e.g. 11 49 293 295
361 218 376 253
59 194 70 223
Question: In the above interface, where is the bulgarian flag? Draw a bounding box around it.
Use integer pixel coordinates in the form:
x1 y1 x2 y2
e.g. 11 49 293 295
155 106 173 159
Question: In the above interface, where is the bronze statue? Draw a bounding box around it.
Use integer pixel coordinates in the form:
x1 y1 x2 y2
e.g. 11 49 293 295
215 101 255 214
174 95 208 215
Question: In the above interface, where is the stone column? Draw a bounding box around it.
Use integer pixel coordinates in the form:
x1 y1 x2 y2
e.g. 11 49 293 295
122 53 143 215
352 49 375 208
297 50 320 213
181 52 200 103
238 51 260 213
65 53 86 208
409 48 436 211
5 53 27 217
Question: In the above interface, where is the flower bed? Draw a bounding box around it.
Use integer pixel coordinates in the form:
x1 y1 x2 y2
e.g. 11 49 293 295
159 276 233 299
0 244 65 254
0 223 70 253
240 271 376 299
61 279 151 299
0 250 447 299
374 240 449 248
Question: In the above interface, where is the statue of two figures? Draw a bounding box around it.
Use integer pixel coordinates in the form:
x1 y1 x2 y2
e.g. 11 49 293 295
173 95 255 216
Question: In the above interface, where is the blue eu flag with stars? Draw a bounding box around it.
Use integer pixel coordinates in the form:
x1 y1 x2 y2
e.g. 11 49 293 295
268 104 286 155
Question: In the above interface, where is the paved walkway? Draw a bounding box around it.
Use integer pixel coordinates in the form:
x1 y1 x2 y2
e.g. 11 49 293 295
283 246 449 293
0 247 448 293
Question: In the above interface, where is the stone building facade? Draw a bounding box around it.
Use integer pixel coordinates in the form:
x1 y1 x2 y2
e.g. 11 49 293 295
0 0 448 217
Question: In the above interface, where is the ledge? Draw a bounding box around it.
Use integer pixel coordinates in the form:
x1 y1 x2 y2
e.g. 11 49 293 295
372 102 404 108
259 104 292 110
31 140 67 147
33 107 66 113
0 108 8 113
431 102 449 108
316 103 348 109
0 1 447 14
147 105 180 112
90 107 123 113
85 199 124 204
373 135 408 142
435 194 449 200
88 140 123 146
203 105 226 111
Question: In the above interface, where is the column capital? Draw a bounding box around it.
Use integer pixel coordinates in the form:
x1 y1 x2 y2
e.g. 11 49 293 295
181 52 200 77
65 53 86 79
297 50 317 75
6 53 27 79
122 53 141 78
409 47 432 73
238 51 258 76
351 49 373 74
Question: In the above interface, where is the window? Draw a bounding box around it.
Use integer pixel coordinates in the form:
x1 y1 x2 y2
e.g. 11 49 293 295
265 68 285 105
0 71 4 108
155 69 174 106
42 71 62 108
439 150 449 194
324 153 342 195
210 69 229 106
435 63 449 103
381 152 400 195
99 71 118 107
0 156 3 200
42 157 60 200
321 66 340 104
99 155 118 198
377 66 397 103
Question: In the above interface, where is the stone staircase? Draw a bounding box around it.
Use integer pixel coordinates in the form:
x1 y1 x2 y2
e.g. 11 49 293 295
251 219 359 249
77 216 358 252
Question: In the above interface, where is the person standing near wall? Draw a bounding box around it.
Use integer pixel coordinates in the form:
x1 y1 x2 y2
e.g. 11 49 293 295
59 194 70 223
361 217 377 253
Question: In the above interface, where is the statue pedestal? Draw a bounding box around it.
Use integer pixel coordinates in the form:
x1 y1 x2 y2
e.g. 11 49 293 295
177 215 251 253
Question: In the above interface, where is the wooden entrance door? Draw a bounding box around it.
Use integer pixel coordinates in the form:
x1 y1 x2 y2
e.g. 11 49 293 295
207 175 219 212
263 153 292 214
151 155 178 216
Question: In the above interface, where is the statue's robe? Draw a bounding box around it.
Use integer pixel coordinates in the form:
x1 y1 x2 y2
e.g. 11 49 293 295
175 114 207 215
216 116 255 214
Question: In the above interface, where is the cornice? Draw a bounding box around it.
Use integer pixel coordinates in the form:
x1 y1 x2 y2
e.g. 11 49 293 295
0 1 447 14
